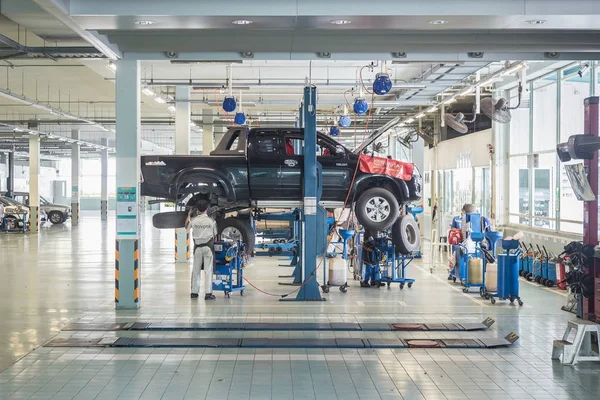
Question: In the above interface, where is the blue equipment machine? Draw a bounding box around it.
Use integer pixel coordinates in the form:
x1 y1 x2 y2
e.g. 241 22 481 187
212 241 247 298
482 239 524 305
359 231 415 290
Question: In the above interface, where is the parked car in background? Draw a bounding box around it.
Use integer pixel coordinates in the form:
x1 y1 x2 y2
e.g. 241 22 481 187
0 196 40 230
12 192 70 224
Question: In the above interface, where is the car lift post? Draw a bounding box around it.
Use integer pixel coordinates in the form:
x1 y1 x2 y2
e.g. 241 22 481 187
580 97 599 322
283 86 324 301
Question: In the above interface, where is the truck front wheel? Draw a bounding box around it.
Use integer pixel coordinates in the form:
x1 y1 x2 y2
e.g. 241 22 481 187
217 217 255 255
355 187 399 232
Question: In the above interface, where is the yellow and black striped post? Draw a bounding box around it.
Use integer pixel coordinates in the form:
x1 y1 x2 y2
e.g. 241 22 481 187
115 238 140 308
134 239 140 303
115 239 120 303
175 228 191 262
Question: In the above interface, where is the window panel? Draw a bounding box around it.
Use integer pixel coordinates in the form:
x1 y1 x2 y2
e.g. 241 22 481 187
532 79 557 152
532 153 556 230
509 88 530 155
560 70 590 142
559 161 585 234
509 156 529 225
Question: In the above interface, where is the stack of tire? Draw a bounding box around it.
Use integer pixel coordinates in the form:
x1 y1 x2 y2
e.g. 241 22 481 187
354 187 420 255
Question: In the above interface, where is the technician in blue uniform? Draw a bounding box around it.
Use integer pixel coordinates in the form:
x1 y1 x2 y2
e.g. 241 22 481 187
188 201 217 300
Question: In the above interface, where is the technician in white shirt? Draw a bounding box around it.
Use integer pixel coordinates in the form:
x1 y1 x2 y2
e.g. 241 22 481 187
187 201 217 300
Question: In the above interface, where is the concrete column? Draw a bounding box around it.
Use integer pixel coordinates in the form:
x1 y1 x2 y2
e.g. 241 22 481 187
115 59 141 310
214 126 227 149
175 86 191 263
7 150 14 197
101 138 108 220
202 109 214 154
71 129 80 226
493 89 511 228
29 135 40 232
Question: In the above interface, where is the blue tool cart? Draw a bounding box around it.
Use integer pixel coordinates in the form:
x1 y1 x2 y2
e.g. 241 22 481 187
212 241 247 298
358 231 415 290
483 239 523 305
2 212 28 233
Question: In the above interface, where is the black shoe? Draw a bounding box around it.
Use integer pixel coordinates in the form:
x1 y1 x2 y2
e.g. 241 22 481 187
190 293 199 299
205 293 216 300
360 281 370 288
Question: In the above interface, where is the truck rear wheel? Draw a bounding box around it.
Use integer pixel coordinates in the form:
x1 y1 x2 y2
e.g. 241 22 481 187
392 214 420 255
218 217 255 255
355 187 399 232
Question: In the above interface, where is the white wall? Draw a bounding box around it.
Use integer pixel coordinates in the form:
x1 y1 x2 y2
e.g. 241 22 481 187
422 129 492 240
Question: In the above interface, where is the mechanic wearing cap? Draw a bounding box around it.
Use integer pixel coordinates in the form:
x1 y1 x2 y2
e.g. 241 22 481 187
188 200 217 300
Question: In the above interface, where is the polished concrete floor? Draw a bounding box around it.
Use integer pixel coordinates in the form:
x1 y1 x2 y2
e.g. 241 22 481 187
0 212 598 400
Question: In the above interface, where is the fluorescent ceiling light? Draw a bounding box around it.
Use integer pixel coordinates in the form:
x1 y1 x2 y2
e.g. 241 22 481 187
142 87 156 96
167 105 176 113
154 97 166 104
477 76 501 87
525 19 546 25
415 113 426 119
503 63 527 75
442 97 457 105
135 20 155 25
330 19 352 25
232 19 253 25
106 61 116 72
13 127 24 132
425 106 437 113
405 118 415 123
428 20 448 25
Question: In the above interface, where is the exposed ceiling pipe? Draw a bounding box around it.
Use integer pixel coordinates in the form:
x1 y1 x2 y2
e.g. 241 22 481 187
356 61 527 153
0 88 115 133
142 80 427 89
0 34 103 58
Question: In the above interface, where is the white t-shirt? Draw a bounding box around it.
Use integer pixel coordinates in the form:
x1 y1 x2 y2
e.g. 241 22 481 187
190 213 217 245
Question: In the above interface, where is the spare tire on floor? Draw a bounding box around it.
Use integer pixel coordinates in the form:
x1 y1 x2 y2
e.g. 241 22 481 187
217 217 255 255
392 214 420 255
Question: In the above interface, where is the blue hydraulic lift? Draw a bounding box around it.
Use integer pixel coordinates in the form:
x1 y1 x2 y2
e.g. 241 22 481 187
282 85 326 301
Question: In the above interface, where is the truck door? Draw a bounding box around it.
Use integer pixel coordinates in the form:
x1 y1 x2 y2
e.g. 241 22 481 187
247 130 282 200
317 137 353 203
279 131 304 201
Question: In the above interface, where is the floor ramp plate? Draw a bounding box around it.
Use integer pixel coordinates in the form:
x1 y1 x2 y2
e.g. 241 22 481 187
241 338 338 348
62 323 132 331
44 334 518 349
366 339 407 348
144 322 245 331
113 338 241 348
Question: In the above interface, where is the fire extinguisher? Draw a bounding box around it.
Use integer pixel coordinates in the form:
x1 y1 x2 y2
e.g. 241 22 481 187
556 255 569 290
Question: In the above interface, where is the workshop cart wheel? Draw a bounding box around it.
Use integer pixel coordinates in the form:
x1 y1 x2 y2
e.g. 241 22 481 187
407 282 413 288
268 247 276 257
386 282 391 288
355 187 399 232
340 284 348 293
509 296 514 304
462 288 468 293
546 281 554 287
240 290 244 296
321 285 330 293
225 292 231 298
518 299 523 306
452 277 456 283
399 282 405 290
391 214 420 255
490 297 496 304
275 246 282 254
479 287 485 298
526 273 533 281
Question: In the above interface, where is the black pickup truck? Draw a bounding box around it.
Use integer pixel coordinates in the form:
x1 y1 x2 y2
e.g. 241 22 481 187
141 127 421 252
